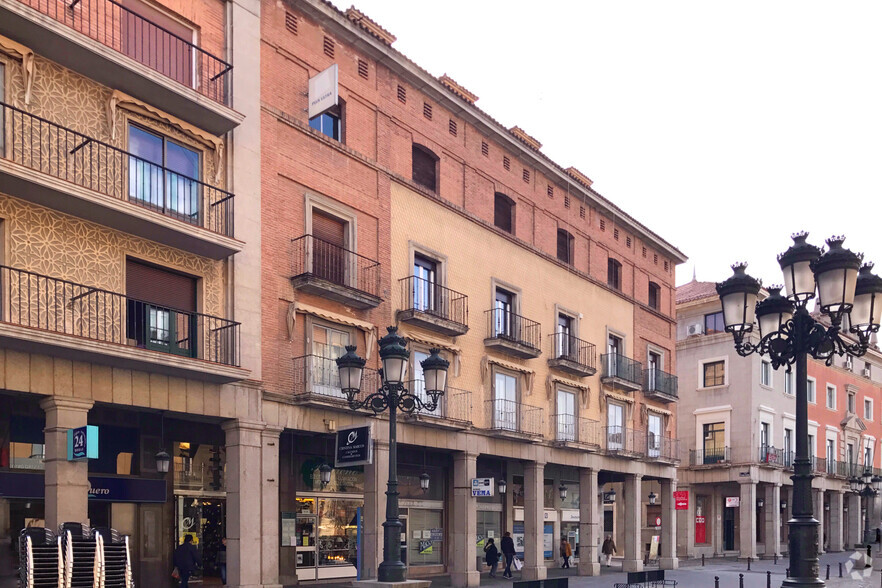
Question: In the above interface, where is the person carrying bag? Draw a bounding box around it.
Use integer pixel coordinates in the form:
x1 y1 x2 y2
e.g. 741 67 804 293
483 538 500 578
500 531 516 578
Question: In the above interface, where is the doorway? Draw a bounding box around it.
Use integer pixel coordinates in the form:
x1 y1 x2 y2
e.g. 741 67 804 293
175 496 226 583
723 502 736 551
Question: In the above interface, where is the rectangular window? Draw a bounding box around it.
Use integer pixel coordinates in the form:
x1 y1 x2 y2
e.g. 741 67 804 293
648 282 660 310
784 428 792 467
761 360 772 387
493 288 515 338
122 0 194 87
826 385 836 409
564 195 570 209
522 168 530 183
847 442 855 466
309 107 342 141
310 209 347 285
704 312 725 334
285 11 298 34
493 371 518 431
481 141 489 157
827 438 835 466
503 156 511 171
449 119 457 136
606 402 624 450
848 392 856 414
556 389 576 442
865 444 873 468
357 59 368 79
557 230 574 264
807 378 816 403
555 313 574 359
397 85 407 104
125 259 197 357
607 258 621 290
784 371 793 395
702 422 725 463
647 413 662 458
412 254 437 313
547 185 554 198
323 36 335 58
761 422 770 451
703 361 725 387
423 102 432 120
128 125 201 222
311 323 351 399
865 398 873 421
807 434 815 459
580 206 586 219
412 349 441 417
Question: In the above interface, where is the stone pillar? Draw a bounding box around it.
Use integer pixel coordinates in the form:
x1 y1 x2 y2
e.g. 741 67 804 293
523 461 547 580
578 468 600 576
679 484 694 558
450 452 479 587
660 479 679 569
764 484 781 558
623 474 643 572
738 480 757 559
41 397 93 531
828 490 844 552
363 440 389 580
261 427 283 588
223 419 265 588
813 489 825 554
847 493 862 548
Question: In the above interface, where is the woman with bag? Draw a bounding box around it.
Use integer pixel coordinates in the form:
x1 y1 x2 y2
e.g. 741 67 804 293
560 537 572 568
483 538 500 578
500 531 516 578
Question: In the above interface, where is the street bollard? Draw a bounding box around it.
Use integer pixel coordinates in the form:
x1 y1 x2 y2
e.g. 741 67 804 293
774 554 778 564
767 570 771 588
714 576 719 588
702 553 705 567
825 564 830 579
748 557 751 571
786 568 790 577
840 562 843 577
739 573 744 588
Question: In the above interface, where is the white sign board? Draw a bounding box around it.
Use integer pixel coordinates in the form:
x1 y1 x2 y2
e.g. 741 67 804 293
471 477 494 497
725 496 740 508
308 64 339 119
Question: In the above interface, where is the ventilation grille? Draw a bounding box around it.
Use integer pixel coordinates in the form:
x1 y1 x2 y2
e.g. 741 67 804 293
358 59 368 79
285 12 298 35
449 119 457 136
600 219 606 231
642 246 647 258
580 206 585 219
614 228 619 241
503 156 510 171
547 185 554 198
323 36 335 58
481 141 489 157
564 195 570 209
626 236 632 248
654 254 658 264
664 260 669 272
423 102 432 120
397 85 406 104
522 169 530 183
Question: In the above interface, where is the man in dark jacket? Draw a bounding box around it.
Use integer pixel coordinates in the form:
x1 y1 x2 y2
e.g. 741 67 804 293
174 534 202 588
500 531 516 578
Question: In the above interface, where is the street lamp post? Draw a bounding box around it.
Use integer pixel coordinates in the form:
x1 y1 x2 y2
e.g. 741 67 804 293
335 326 449 583
849 469 882 545
717 233 882 588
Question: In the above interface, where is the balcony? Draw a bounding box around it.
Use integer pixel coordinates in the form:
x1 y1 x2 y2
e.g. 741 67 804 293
291 354 381 407
547 334 596 377
401 381 472 429
397 276 468 336
600 354 643 392
0 0 241 134
689 447 731 466
643 368 678 402
603 426 645 458
0 265 245 382
757 446 784 467
290 235 382 310
484 399 543 438
650 434 680 463
0 102 240 259
483 309 541 359
552 414 601 449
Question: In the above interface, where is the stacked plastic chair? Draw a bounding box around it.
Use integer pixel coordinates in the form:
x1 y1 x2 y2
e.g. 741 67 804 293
59 523 99 588
92 528 133 588
18 527 62 588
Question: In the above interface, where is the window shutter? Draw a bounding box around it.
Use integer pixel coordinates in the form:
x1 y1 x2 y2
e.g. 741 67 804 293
311 210 346 247
126 260 196 312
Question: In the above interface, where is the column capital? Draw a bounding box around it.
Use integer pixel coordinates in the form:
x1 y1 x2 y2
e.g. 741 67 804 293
738 478 758 485
39 396 94 412
222 418 266 433
261 426 284 439
454 451 479 461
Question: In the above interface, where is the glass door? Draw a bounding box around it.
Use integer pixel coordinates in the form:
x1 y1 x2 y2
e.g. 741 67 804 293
312 325 350 398
647 414 661 458
607 403 623 451
413 255 437 312
296 514 317 576
557 389 575 442
607 334 621 377
413 350 441 417
494 372 517 431
494 289 513 338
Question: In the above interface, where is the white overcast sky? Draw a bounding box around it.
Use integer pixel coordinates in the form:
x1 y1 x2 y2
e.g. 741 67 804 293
333 1 882 287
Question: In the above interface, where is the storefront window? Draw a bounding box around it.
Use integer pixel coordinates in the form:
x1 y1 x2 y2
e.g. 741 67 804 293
408 508 443 565
297 458 364 493
1 416 45 470
544 479 554 508
398 467 443 501
476 511 501 557
560 481 579 509
174 442 226 492
317 498 360 566
695 494 709 544
90 425 139 475
8 442 45 470
512 476 524 507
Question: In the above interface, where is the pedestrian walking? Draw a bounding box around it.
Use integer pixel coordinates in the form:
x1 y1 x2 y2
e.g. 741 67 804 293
560 537 572 568
217 538 227 585
601 535 617 567
484 538 500 578
173 534 202 588
500 531 516 578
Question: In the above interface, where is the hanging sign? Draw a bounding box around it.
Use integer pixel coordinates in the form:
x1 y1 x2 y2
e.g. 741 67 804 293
67 426 98 461
725 496 740 508
674 490 689 510
308 64 339 118
335 425 372 467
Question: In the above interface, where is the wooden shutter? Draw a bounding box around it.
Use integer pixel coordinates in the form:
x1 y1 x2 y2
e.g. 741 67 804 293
121 0 194 87
126 259 196 312
312 210 346 247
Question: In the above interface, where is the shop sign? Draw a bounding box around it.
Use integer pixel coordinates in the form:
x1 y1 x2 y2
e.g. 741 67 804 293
471 477 494 497
308 64 338 118
0 471 165 502
725 496 740 508
695 515 706 544
674 490 689 510
542 509 558 522
335 425 372 467
561 509 580 522
67 425 98 461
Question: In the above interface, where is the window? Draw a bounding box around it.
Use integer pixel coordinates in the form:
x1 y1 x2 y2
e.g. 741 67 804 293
412 349 441 417
323 36 335 58
807 434 815 458
642 246 647 257
412 254 437 312
847 442 855 466
847 391 856 414
614 228 619 241
807 378 816 403
493 371 518 430
653 253 658 264
761 360 772 387
865 398 873 421
125 259 197 357
285 11 298 34
311 322 351 398
845 355 854 371
647 351 662 390
600 219 606 231
128 124 201 221
493 288 516 338
607 258 621 290
784 428 793 466
555 313 574 359
606 333 623 378
827 439 836 473
626 236 632 248
494 193 514 233
564 195 570 208
412 145 438 192
122 0 194 87
647 413 662 458
865 362 872 378
664 260 670 272
648 282 661 310
704 312 725 334
547 185 554 198
580 206 586 219
761 422 770 451
397 85 406 103
556 388 576 441
826 385 836 409
522 168 530 183
865 444 873 468
449 119 457 136
703 360 725 387
310 209 348 285
784 371 793 395
557 229 574 264
309 104 342 141
607 402 625 450
703 422 726 463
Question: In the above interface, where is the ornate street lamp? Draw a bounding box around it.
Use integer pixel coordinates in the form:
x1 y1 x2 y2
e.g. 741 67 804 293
319 463 333 488
648 491 657 505
155 450 171 474
498 478 507 495
559 483 568 501
717 233 881 588
850 467 880 545
335 328 449 583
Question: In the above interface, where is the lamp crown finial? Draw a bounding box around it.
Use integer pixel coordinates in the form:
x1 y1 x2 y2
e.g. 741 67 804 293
826 235 846 249
862 262 875 272
731 262 748 273
791 231 809 242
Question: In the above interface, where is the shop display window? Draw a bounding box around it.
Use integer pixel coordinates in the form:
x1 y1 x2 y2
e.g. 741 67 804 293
476 511 501 557
317 498 360 566
512 476 524 507
174 442 226 492
560 481 580 509
1 416 45 470
408 509 443 565
296 458 364 493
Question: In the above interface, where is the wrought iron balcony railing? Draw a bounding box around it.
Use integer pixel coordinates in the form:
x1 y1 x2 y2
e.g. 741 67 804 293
13 0 232 105
484 399 543 436
291 354 381 403
485 308 541 351
400 380 471 423
758 446 784 466
291 235 381 300
689 447 731 466
398 276 468 330
601 354 643 386
644 368 678 399
1 102 234 236
553 414 601 447
0 265 240 365
603 426 645 457
548 333 596 373
650 434 680 462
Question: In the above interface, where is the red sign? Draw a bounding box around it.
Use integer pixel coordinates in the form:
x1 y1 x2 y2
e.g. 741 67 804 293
654 516 662 527
695 515 706 544
674 490 689 510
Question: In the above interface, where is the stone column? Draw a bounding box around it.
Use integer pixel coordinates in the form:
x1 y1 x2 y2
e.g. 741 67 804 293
847 493 862 549
450 452 479 587
764 484 781 557
738 480 757 559
523 461 547 580
223 419 265 588
660 478 679 569
363 440 389 580
41 397 94 531
578 468 600 576
261 427 283 588
828 490 844 552
679 484 694 558
813 489 825 554
623 474 643 572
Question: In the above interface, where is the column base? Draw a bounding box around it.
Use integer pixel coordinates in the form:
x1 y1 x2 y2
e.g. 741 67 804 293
450 571 480 587
622 559 643 572
659 557 679 570
578 561 601 576
521 566 548 581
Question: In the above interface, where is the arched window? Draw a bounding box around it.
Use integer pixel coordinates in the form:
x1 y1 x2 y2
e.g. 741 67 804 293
494 193 514 234
557 229 574 264
412 144 438 192
607 258 622 290
648 281 661 310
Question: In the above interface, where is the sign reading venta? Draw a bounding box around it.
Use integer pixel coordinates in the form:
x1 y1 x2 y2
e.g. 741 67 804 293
335 425 372 467
471 478 494 497
67 426 98 461
308 64 339 119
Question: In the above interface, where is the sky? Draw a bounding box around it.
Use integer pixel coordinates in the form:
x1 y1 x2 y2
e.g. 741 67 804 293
332 0 882 287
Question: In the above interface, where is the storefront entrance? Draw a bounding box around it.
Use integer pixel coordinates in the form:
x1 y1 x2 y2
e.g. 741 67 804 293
293 496 360 581
175 495 226 584
723 502 736 551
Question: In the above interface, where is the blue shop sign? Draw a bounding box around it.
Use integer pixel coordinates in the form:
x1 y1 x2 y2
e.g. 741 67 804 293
67 426 99 461
0 472 166 503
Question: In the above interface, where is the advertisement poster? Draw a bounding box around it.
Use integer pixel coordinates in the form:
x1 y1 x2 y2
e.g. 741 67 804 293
543 523 553 559
513 523 525 558
648 535 660 560
695 516 706 544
